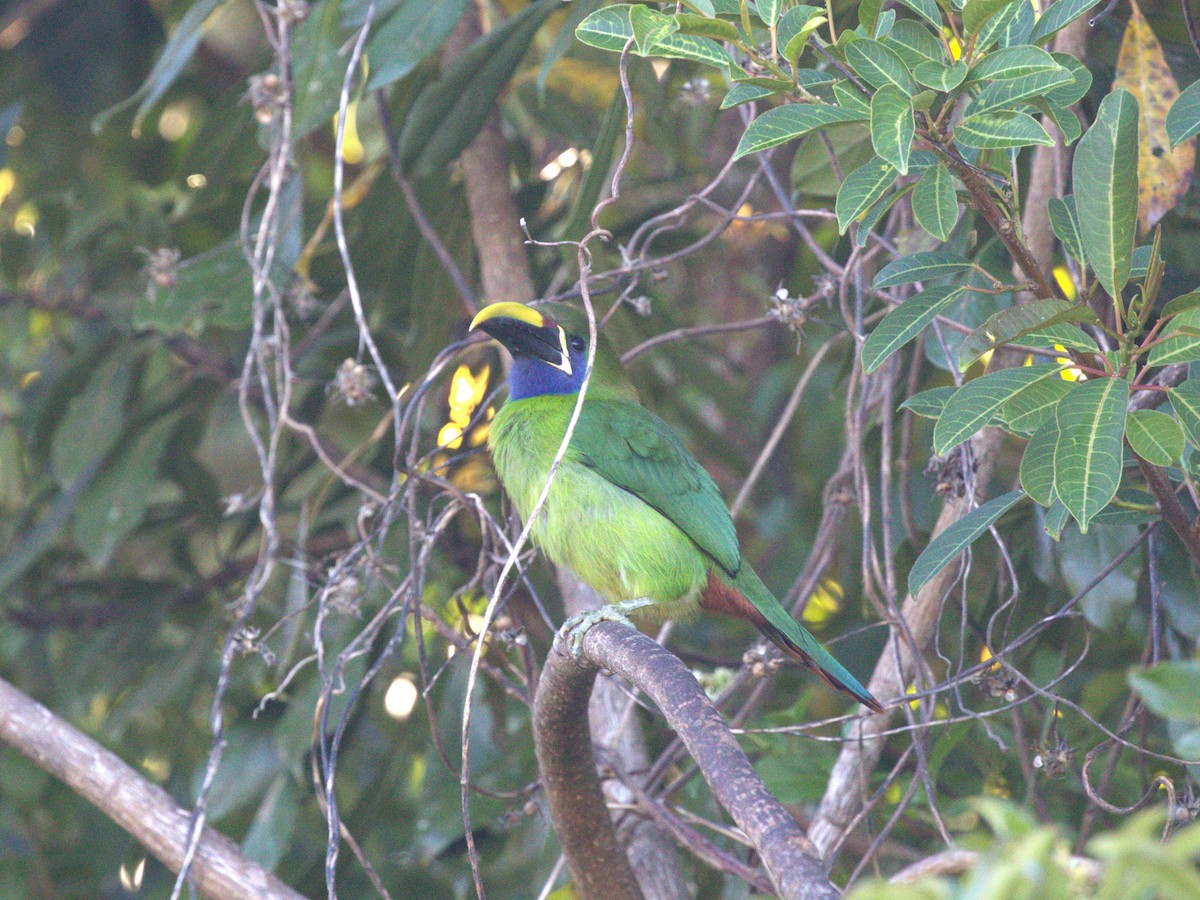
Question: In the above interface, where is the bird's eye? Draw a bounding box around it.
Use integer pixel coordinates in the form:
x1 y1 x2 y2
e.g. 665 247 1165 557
568 335 586 353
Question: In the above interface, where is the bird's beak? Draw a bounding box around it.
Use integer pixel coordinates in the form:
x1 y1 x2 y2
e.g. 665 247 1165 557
469 302 572 375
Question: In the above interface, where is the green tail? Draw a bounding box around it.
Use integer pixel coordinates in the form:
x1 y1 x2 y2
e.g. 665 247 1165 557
731 567 883 712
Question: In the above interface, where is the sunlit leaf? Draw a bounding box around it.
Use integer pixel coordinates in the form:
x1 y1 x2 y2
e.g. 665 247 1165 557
1113 0 1196 233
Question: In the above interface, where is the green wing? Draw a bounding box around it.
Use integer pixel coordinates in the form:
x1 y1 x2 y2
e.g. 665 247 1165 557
573 399 741 576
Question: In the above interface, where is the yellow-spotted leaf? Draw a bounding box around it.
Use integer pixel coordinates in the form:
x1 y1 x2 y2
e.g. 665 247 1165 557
1113 0 1196 233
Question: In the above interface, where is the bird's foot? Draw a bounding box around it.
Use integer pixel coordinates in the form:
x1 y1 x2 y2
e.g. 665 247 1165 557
558 598 656 660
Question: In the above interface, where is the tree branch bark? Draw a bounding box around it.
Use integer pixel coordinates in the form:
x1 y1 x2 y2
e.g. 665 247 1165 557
0 677 304 900
534 621 840 900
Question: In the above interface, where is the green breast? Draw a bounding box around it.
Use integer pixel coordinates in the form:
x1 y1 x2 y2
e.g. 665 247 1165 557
489 395 707 612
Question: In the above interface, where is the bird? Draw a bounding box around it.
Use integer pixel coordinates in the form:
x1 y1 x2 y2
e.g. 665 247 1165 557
469 300 883 712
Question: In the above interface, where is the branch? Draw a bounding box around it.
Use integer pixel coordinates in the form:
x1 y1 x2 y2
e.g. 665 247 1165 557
534 621 840 900
0 677 303 900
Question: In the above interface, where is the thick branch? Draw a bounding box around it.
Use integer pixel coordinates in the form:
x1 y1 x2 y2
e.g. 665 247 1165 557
0 677 303 900
534 621 839 900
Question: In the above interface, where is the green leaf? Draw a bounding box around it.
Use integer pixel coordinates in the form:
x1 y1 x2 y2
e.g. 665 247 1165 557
780 8 828 63
561 89 626 243
683 0 716 14
1028 0 1104 45
854 188 907 245
911 161 959 241
900 386 957 419
956 110 1054 149
734 103 867 158
1035 98 1082 144
73 415 177 568
290 0 350 137
862 286 966 373
399 0 560 176
1003 374 1072 438
1043 498 1070 538
835 156 897 232
1052 376 1128 532
962 0 1020 37
831 81 872 117
1129 662 1200 724
908 490 1025 595
934 365 1062 454
870 84 914 175
92 0 223 135
1046 52 1093 106
721 82 776 108
968 66 1074 116
844 38 917 94
1048 195 1086 263
1021 415 1061 506
1160 291 1200 322
1126 409 1185 466
674 13 740 41
883 20 946 68
1167 80 1200 148
977 0 1032 51
1149 308 1200 366
51 352 135 487
365 0 471 91
874 251 972 287
894 0 943 28
758 0 783 27
1072 89 1139 301
957 299 1099 370
576 5 636 51
913 59 968 91
1130 244 1154 278
630 4 677 54
966 46 1061 83
1169 381 1200 449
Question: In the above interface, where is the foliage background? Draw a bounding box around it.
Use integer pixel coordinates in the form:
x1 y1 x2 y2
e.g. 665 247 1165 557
1 0 1199 897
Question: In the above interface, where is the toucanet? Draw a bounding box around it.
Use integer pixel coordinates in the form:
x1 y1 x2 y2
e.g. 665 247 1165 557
470 300 883 712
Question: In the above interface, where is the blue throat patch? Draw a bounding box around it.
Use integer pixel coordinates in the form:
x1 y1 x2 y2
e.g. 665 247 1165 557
507 350 588 400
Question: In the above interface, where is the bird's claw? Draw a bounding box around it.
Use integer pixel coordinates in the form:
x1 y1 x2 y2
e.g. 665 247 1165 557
557 599 655 661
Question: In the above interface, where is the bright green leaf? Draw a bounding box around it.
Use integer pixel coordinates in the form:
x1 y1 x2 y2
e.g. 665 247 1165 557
630 4 677 54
